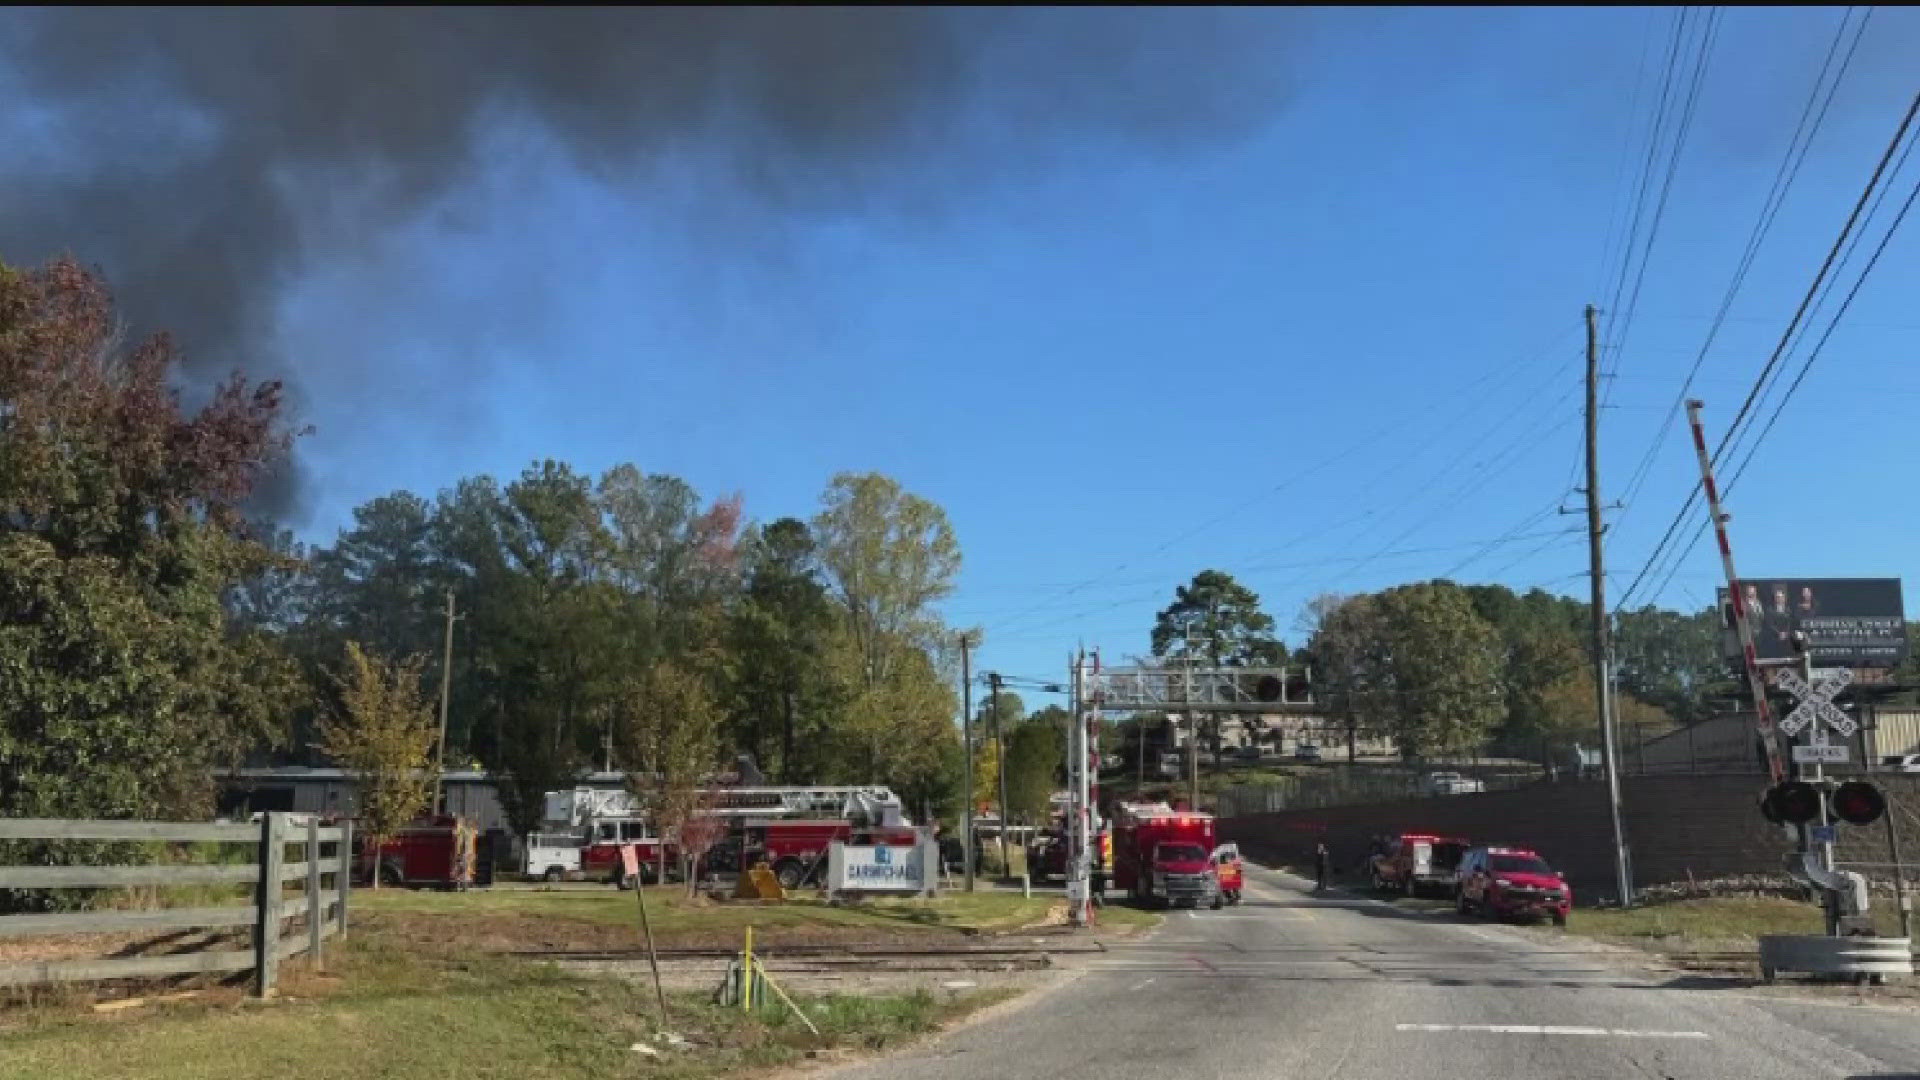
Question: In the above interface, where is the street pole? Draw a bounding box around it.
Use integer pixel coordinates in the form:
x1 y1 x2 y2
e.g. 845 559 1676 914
960 633 975 893
989 672 1012 877
1584 304 1633 908
433 588 457 818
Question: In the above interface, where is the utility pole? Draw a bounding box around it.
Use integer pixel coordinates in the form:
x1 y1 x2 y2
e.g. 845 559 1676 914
433 588 458 817
989 672 1012 877
1584 304 1633 907
959 633 975 892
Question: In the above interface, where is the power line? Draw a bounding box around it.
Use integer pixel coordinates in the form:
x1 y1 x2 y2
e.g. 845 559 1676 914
976 324 1584 640
1615 88 1920 611
1612 7 1870 522
1602 6 1720 406
1640 145 1917 605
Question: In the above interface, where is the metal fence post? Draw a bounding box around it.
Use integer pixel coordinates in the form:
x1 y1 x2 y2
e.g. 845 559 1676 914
254 813 283 998
307 816 323 967
336 818 352 939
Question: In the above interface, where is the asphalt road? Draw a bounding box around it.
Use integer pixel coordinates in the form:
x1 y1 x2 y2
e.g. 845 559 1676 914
829 865 1920 1080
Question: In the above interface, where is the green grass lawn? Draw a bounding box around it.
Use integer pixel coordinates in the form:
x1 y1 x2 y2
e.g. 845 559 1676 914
1559 896 1825 949
0 933 1010 1080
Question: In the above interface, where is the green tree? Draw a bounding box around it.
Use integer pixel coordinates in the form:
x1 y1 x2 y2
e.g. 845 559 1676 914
727 518 837 780
1151 570 1285 664
306 492 445 664
812 471 961 678
1371 582 1506 758
614 659 723 886
0 258 299 826
1300 592 1387 761
1151 570 1284 755
318 643 438 889
1004 713 1063 821
1462 584 1589 764
1613 604 1725 724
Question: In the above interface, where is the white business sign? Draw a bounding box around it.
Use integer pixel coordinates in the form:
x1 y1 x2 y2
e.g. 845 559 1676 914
825 839 938 897
1791 743 1850 764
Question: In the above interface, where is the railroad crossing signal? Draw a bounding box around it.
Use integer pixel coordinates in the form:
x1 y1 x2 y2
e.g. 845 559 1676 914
1775 667 1856 738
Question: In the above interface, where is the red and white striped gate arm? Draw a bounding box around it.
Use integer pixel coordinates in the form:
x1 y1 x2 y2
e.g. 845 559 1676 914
1685 399 1786 785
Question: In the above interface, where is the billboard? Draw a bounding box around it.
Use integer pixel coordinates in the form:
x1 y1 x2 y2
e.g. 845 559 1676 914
1717 577 1907 669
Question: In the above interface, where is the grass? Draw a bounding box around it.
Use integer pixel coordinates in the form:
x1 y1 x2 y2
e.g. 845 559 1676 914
1559 896 1825 950
355 883 1075 944
0 912 1017 1080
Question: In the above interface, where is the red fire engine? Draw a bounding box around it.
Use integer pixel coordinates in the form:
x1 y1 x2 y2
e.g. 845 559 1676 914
550 785 915 889
357 815 480 890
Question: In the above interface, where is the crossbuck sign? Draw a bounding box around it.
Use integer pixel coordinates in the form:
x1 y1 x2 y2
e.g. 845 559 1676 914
1775 667 1856 738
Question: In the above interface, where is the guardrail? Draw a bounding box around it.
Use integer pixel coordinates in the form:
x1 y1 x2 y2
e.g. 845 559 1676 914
0 812 351 997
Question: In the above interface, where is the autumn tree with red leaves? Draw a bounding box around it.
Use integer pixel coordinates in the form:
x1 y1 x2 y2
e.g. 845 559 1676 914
0 258 302 824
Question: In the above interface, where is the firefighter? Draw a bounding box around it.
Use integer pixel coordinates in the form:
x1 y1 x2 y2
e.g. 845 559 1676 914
1314 840 1331 892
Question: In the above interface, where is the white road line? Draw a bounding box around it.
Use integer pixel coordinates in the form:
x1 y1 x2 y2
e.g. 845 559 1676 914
1128 978 1156 991
1395 1024 1708 1039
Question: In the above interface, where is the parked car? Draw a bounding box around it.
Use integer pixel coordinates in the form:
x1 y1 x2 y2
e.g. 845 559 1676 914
1456 846 1570 926
1234 745 1263 763
1422 771 1485 796
1294 743 1323 763
1882 754 1920 774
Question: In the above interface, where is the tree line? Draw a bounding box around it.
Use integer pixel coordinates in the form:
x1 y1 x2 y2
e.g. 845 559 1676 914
1132 568 1737 770
1301 580 1724 764
0 258 972 840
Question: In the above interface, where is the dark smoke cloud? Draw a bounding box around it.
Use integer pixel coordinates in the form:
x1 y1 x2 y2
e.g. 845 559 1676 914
0 8 1296 517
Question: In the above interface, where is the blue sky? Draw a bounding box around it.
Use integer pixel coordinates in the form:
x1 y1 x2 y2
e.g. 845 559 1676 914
10 8 1920 694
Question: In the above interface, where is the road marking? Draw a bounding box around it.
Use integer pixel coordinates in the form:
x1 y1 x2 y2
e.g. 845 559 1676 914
1128 978 1155 991
1395 1024 1708 1039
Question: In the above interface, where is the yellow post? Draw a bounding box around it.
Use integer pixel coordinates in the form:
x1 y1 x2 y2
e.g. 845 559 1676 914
742 925 754 1012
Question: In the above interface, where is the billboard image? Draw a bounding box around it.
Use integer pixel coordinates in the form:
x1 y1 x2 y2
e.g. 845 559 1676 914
1718 577 1907 669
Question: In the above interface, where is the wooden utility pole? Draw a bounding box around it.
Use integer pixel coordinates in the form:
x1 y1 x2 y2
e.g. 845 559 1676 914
1585 304 1633 907
959 633 976 892
433 589 457 817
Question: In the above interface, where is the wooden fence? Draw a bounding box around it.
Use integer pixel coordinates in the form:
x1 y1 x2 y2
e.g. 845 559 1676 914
0 812 352 997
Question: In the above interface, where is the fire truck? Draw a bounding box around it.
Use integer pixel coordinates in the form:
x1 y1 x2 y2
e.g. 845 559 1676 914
357 815 482 890
544 784 914 889
1112 801 1220 909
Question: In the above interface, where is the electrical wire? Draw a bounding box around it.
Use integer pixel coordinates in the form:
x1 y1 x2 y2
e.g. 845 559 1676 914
1612 8 1870 523
1640 154 1918 605
1614 89 1920 611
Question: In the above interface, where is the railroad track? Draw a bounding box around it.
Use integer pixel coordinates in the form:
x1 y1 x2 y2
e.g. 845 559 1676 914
517 939 1105 973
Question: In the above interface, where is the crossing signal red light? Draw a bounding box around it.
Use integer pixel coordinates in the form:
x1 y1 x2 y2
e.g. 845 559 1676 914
1830 781 1887 826
1761 781 1823 825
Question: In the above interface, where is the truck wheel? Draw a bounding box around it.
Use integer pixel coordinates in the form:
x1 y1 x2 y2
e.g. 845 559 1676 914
1456 889 1470 916
543 865 564 883
1551 911 1567 928
774 859 806 890
1403 876 1415 899
1210 894 1224 911
378 861 405 887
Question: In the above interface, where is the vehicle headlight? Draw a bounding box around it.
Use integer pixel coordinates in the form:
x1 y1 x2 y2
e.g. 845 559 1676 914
1493 878 1514 888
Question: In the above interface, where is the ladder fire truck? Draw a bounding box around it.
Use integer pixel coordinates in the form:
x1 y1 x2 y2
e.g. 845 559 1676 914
540 784 917 888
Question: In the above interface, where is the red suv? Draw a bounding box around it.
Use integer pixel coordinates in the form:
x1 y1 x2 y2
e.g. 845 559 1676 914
1456 846 1571 926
